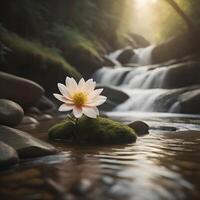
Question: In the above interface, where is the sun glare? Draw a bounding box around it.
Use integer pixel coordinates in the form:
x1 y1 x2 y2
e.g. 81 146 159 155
135 0 158 9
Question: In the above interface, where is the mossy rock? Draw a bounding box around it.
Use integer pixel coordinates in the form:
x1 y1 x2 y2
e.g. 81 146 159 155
48 117 137 145
0 27 81 94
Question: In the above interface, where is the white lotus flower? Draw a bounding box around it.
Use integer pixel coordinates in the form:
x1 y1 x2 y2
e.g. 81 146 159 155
53 77 107 118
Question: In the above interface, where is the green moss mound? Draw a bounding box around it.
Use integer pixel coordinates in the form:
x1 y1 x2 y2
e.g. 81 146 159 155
48 117 137 145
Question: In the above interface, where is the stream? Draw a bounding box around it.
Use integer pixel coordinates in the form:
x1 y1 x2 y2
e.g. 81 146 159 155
1 114 200 200
1 46 200 200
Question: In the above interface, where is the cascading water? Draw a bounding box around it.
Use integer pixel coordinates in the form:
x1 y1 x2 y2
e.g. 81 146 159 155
94 66 168 88
93 45 197 113
130 45 155 65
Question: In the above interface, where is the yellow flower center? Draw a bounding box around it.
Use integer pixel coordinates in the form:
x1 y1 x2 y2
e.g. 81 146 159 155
72 92 87 107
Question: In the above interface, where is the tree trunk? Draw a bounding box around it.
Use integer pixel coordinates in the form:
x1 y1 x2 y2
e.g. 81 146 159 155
165 0 195 29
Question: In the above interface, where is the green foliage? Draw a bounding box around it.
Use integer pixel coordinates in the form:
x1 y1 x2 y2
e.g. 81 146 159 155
0 0 135 49
0 27 81 93
48 117 137 145
0 0 138 81
46 25 100 58
44 24 105 77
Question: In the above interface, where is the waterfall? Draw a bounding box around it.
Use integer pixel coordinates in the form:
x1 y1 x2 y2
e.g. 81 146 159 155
93 65 175 112
130 45 155 65
108 49 124 60
93 45 197 113
107 45 155 66
115 89 166 112
94 66 168 89
114 88 181 112
94 67 132 86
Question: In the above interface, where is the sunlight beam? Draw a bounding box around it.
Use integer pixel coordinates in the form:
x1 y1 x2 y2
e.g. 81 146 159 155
135 0 158 9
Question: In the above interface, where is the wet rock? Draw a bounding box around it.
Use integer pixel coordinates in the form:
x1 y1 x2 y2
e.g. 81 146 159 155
35 114 53 121
181 53 200 62
151 126 177 132
96 85 129 111
0 141 19 168
0 71 44 107
25 107 41 115
103 55 121 67
128 121 149 136
0 99 24 127
70 179 92 195
99 99 119 112
116 47 134 64
49 117 137 144
177 89 200 114
35 95 57 114
21 116 39 125
66 48 103 78
124 63 140 68
26 114 53 122
152 30 200 64
40 114 53 121
162 61 200 89
0 125 56 158
128 33 150 48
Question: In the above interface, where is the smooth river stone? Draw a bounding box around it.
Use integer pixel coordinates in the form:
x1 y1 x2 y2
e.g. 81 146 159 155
128 121 149 136
21 116 39 125
35 95 57 114
0 125 56 158
0 71 44 107
116 47 135 64
96 85 129 111
0 141 19 168
0 99 24 127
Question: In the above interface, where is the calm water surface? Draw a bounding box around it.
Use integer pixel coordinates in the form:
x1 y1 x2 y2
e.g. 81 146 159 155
1 112 200 200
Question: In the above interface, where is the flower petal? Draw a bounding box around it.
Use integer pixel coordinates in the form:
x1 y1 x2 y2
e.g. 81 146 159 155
86 95 107 106
58 83 71 99
78 78 86 90
65 77 71 86
58 104 73 111
88 88 103 100
73 106 83 118
68 78 78 95
94 107 99 115
82 79 96 93
53 93 66 103
82 107 98 118
53 93 73 104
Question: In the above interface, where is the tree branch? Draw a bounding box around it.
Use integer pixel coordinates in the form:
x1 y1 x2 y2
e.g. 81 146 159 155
165 0 195 29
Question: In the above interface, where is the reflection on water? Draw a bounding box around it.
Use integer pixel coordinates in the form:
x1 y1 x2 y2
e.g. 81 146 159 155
0 113 200 200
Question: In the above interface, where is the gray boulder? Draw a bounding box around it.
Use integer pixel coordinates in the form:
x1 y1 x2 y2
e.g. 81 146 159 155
0 71 44 107
0 99 24 127
103 55 121 67
128 121 149 136
162 61 200 89
152 31 200 64
96 85 129 111
176 89 200 114
0 141 19 168
21 116 39 125
0 125 56 158
35 95 56 114
116 47 135 64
